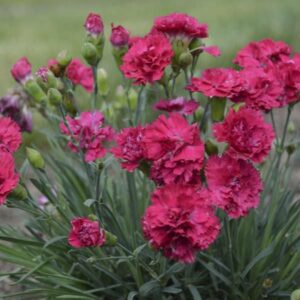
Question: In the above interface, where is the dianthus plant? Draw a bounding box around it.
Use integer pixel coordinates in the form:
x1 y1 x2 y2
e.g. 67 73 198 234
0 11 299 300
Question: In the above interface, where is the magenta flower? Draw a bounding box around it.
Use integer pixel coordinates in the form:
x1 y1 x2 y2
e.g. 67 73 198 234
206 154 263 219
142 184 220 263
60 111 114 162
154 97 199 115
68 217 106 248
110 24 130 48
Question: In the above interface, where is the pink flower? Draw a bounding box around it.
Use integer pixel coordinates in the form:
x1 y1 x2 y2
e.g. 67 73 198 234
111 126 145 172
36 67 49 82
239 66 283 111
37 195 48 209
120 33 173 85
47 59 59 68
60 111 114 162
205 154 263 218
154 97 199 115
11 57 32 84
187 68 243 98
0 152 19 205
142 184 220 263
84 13 104 37
0 117 22 153
152 13 208 42
66 59 93 93
68 217 106 248
213 107 275 163
110 24 130 47
143 113 204 185
234 39 291 68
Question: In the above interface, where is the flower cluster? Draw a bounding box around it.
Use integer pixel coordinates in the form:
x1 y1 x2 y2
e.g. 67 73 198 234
0 117 21 205
188 38 300 111
60 111 114 162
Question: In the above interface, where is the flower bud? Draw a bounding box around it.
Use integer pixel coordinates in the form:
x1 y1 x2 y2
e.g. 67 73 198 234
11 57 32 84
291 289 300 300
57 50 72 68
112 47 128 68
9 184 28 200
211 98 226 122
36 67 57 90
194 106 204 122
286 144 296 155
82 42 99 66
205 139 219 155
110 24 130 48
88 214 98 221
24 80 47 103
189 38 204 56
48 88 62 106
97 68 109 96
104 230 117 246
115 85 127 105
179 51 193 69
288 121 296 134
84 13 104 38
26 147 45 170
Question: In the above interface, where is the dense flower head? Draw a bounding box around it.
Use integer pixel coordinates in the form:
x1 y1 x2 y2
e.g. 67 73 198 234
213 107 275 163
143 113 204 185
154 97 199 115
142 184 220 263
152 13 208 42
110 24 130 47
68 217 106 248
0 151 19 205
237 66 284 111
11 57 32 84
60 111 114 162
120 32 173 85
0 117 22 153
0 90 32 132
84 13 104 36
187 68 243 99
205 154 263 218
234 38 291 68
111 126 145 171
66 59 93 93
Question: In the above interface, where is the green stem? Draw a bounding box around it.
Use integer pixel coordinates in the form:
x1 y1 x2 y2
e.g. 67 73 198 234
200 99 210 132
270 110 279 147
191 55 199 78
92 65 98 110
171 72 179 98
183 68 193 99
134 86 144 125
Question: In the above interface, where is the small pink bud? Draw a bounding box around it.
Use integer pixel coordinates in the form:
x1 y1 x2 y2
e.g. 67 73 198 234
110 23 130 48
11 57 32 84
84 13 104 37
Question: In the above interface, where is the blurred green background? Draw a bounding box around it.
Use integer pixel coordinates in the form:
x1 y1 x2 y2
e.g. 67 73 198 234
1 0 300 95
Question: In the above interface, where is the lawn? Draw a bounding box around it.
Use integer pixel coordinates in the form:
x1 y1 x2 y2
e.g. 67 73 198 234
1 0 300 95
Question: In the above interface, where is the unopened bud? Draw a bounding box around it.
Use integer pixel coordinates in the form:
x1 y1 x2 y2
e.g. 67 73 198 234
291 289 300 300
205 139 219 155
286 144 296 155
48 88 62 106
57 50 72 68
25 80 47 103
189 38 203 56
105 231 117 246
97 68 109 96
115 85 127 105
82 42 99 66
26 147 45 170
194 106 204 122
288 121 296 134
9 184 28 200
179 52 193 69
88 214 97 221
